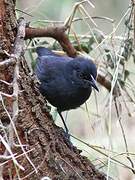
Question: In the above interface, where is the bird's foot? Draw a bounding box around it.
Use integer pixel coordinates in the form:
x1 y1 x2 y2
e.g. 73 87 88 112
65 130 71 141
63 130 74 148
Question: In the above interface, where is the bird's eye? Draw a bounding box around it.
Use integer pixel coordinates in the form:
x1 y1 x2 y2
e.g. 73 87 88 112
79 73 89 80
79 73 83 78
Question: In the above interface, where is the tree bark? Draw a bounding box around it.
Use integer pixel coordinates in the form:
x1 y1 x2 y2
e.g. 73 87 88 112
0 0 106 179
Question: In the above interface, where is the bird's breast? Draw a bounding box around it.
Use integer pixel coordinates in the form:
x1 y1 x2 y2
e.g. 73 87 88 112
40 80 92 111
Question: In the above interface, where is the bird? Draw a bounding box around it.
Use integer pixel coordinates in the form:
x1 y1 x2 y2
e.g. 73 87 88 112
35 47 99 135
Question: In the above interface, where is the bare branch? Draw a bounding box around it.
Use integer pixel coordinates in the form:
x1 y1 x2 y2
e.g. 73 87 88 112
25 26 77 57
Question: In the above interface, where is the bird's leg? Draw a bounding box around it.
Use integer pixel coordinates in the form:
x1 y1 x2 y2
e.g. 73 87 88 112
58 111 74 149
58 111 70 138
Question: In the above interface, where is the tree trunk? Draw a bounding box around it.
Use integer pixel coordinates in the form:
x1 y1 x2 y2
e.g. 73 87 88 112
0 0 106 179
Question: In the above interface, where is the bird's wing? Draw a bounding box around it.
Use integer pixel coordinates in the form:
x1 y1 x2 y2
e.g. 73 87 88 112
36 47 60 57
35 55 71 82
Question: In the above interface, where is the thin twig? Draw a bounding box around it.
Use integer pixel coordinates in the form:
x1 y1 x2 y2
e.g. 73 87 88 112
70 134 135 171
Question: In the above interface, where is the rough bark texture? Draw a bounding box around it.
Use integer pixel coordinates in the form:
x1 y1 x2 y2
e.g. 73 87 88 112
0 0 107 179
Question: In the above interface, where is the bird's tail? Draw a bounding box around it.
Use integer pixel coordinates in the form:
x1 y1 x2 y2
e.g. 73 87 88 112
36 47 58 57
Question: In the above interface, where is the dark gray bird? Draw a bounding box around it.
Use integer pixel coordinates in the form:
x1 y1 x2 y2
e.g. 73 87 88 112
35 47 99 134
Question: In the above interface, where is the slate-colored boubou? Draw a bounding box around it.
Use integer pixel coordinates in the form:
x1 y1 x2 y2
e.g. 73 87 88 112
35 47 99 134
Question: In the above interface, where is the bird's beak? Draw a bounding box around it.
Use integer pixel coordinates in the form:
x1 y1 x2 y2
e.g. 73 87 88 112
90 75 99 92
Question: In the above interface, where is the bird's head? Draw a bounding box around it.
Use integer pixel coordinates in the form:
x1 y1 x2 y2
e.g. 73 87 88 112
67 57 99 91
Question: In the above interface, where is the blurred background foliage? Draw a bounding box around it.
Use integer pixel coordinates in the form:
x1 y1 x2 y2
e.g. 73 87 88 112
16 0 135 179
17 0 128 34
